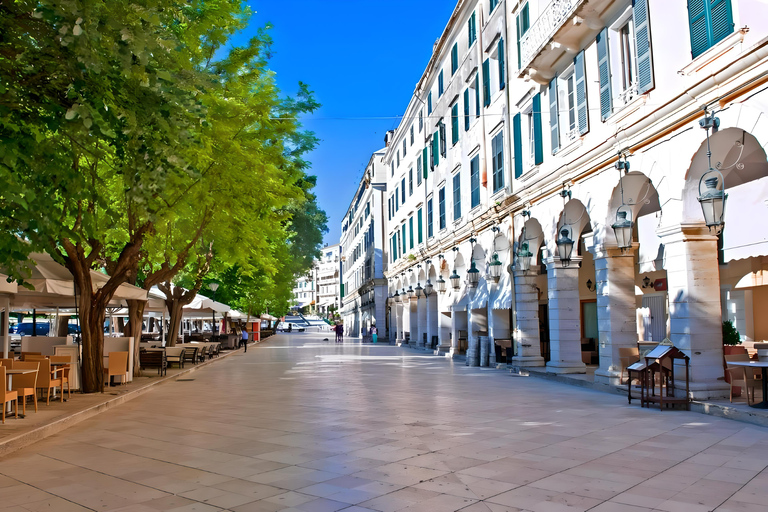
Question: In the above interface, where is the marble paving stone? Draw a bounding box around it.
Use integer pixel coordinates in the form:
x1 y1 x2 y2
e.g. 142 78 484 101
0 333 767 512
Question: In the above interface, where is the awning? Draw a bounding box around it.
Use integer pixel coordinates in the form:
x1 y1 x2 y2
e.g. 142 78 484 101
490 269 513 310
469 279 489 310
721 178 768 263
183 294 231 314
260 314 278 321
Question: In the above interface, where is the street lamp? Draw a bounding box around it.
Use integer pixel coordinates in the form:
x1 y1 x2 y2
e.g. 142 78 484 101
612 208 633 250
556 227 575 267
407 285 415 300
449 269 461 290
698 109 727 233
467 261 480 288
393 290 401 303
208 282 219 337
415 282 423 299
424 280 434 297
489 253 503 283
437 275 446 293
517 241 533 272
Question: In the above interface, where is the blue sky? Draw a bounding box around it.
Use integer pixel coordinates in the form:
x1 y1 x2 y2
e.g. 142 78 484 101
238 1 458 246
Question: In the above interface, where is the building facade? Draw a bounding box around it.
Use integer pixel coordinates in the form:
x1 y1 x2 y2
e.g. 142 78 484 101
340 148 389 337
381 0 768 400
291 274 315 313
315 244 340 318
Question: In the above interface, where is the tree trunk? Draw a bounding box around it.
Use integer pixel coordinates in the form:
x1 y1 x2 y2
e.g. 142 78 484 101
127 299 146 377
66 263 106 394
167 301 184 347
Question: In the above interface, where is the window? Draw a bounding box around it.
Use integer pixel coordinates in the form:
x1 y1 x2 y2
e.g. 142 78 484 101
431 132 439 168
419 111 423 132
451 43 459 75
422 147 428 179
498 38 506 90
402 138 407 156
428 91 433 115
417 156 423 185
490 0 499 13
482 59 491 107
401 178 405 202
451 103 459 145
427 199 434 238
688 0 734 58
513 94 543 177
470 155 480 209
396 150 400 168
468 11 477 46
395 187 399 210
438 70 444 97
491 131 504 193
453 173 461 221
390 161 394 176
409 216 414 249
552 71 577 149
439 121 447 157
388 196 392 221
619 22 634 92
408 168 413 196
516 3 530 69
401 224 406 254
417 208 423 244
474 76 480 117
439 187 446 230
410 125 414 146
463 88 470 131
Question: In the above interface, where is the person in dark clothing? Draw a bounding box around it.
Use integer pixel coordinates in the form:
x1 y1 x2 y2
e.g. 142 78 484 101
240 328 248 352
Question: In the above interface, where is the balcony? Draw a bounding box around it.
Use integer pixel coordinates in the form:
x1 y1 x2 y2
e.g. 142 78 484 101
517 0 615 83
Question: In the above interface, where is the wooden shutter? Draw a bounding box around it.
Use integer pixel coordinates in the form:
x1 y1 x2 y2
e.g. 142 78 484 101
417 208 423 243
482 59 491 107
452 44 458 75
596 29 612 120
574 51 588 135
498 38 506 89
422 147 428 178
463 89 470 131
516 13 522 69
439 122 447 157
710 0 734 46
634 0 654 94
432 131 439 167
549 78 559 153
474 77 480 117
513 113 523 178
532 93 543 166
688 0 734 59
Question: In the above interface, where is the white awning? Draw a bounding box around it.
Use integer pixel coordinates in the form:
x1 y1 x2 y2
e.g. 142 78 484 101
469 279 489 310
490 269 513 310
721 178 768 263
183 294 231 314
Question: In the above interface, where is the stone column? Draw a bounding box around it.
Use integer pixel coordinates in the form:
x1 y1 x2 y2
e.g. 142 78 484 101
416 296 427 347
545 261 586 374
395 303 404 344
658 224 729 399
594 246 639 386
511 270 545 367
425 294 434 349
438 293 452 353
449 306 461 357
408 299 418 346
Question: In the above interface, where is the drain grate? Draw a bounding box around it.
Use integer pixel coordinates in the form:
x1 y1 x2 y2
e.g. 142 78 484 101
176 378 195 382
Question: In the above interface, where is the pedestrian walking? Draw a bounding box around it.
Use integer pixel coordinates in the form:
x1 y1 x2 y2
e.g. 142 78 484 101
240 327 248 352
371 324 378 344
339 323 344 343
334 323 340 343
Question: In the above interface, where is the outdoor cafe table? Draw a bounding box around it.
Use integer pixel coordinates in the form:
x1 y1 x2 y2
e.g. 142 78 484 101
728 360 768 408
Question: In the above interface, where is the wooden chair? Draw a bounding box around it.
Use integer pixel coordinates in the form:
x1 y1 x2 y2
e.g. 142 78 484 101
725 354 760 404
0 366 18 423
166 347 185 368
36 359 63 405
139 349 167 376
12 361 38 415
181 346 197 366
20 352 41 361
50 355 72 399
104 352 129 386
0 359 14 368
619 347 640 384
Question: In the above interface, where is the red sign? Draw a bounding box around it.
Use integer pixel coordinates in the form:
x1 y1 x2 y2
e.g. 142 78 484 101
654 278 668 291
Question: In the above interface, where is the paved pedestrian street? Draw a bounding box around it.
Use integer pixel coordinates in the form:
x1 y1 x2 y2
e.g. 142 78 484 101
1 334 768 512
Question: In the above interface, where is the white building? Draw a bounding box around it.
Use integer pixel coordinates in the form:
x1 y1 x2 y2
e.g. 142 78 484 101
315 244 340 318
381 0 768 400
340 148 389 337
291 274 315 313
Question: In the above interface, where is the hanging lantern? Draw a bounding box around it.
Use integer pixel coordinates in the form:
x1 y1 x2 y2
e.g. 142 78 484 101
556 227 574 267
612 209 633 250
393 290 401 303
437 275 447 293
424 280 434 297
467 261 480 288
517 241 533 272
407 285 415 300
489 253 503 283
449 269 461 290
415 282 424 299
698 170 727 233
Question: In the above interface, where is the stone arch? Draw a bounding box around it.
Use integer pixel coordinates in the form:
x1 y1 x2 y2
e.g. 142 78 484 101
605 171 661 249
518 217 545 267
554 199 592 260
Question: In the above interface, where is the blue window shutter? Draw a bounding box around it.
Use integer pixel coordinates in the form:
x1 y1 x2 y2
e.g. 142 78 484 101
549 78 559 153
409 217 414 249
428 92 433 114
464 89 470 131
688 0 708 58
453 174 461 220
452 104 459 145
422 147 429 178
470 156 480 208
402 225 406 254
432 131 439 167
482 59 491 107
452 43 459 75
498 39 506 89
532 93 543 165
417 208 423 243
474 77 480 117
513 113 523 178
574 51 588 135
438 70 444 97
468 12 476 46
634 0 654 94
710 0 734 47
596 28 612 121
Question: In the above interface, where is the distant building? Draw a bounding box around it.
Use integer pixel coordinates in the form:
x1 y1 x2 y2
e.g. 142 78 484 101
339 148 389 337
291 273 315 313
315 244 340 318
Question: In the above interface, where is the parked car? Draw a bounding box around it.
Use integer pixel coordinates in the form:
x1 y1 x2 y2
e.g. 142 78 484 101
276 322 305 332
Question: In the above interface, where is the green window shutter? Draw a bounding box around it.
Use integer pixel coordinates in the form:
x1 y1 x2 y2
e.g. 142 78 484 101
498 38 506 90
463 89 470 131
451 104 459 145
532 93 543 165
438 70 444 97
417 208 423 243
453 173 461 220
516 14 522 70
422 147 429 178
482 59 491 107
470 155 480 208
549 78 559 153
451 43 459 75
468 12 476 46
409 217 414 249
432 131 439 167
513 113 523 178
634 0 654 94
439 122 446 157
689 0 734 58
428 91 433 114
474 77 480 117
710 0 734 47
596 28 612 121
574 51 589 135
401 225 406 254
492 132 504 192
427 199 433 238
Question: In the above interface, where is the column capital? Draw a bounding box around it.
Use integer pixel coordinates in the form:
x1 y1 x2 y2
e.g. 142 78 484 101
656 223 720 243
592 243 638 260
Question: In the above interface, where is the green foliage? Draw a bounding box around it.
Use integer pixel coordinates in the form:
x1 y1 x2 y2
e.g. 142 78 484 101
722 320 742 346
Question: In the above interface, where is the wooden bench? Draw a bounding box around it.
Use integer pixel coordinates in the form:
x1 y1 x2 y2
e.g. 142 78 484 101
139 349 167 376
165 347 185 369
